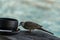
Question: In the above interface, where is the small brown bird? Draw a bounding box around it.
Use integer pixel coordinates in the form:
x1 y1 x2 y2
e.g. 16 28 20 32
20 21 53 35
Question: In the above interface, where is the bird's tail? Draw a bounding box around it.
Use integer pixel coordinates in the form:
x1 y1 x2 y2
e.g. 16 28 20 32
38 28 53 35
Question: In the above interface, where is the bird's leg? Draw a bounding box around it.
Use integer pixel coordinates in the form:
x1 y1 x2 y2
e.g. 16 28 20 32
25 29 31 33
24 29 32 35
26 28 32 34
29 29 31 33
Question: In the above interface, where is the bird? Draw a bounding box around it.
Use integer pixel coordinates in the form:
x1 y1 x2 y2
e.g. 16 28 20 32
20 21 53 35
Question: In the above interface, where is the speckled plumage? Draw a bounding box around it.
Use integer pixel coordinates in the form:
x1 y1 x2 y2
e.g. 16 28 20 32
23 21 42 29
20 21 53 35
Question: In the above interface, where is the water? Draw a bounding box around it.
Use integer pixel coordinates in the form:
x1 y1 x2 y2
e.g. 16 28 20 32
0 0 60 37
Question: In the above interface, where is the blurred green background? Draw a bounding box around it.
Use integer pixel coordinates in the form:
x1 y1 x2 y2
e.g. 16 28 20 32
0 0 60 37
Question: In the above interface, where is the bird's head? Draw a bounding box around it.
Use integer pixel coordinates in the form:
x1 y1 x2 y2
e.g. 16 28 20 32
19 22 25 26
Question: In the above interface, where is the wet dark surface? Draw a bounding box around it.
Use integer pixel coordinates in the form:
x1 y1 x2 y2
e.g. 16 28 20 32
0 31 60 40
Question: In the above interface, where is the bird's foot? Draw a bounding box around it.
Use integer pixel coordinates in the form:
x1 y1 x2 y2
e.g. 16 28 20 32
24 31 32 35
25 31 31 33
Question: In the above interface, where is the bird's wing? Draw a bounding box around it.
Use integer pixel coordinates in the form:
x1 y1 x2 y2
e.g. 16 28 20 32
25 21 43 28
